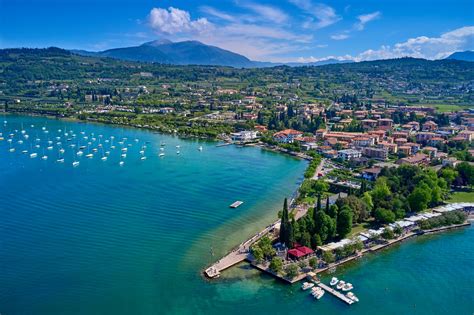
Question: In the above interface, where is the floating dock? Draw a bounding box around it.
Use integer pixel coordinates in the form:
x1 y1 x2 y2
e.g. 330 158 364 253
317 283 354 305
230 201 243 208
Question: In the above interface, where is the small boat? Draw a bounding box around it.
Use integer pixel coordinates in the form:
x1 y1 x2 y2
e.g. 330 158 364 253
336 281 346 290
139 150 145 155
101 156 108 161
47 146 53 150
85 153 93 158
72 161 80 167
92 148 98 152
342 283 353 292
141 156 147 160
77 151 84 156
330 277 339 286
346 292 359 302
30 153 38 158
9 148 15 152
176 151 180 155
176 145 180 148
311 287 325 300
59 148 65 154
119 161 125 166
198 146 203 151
22 150 28 154
57 158 65 163
42 155 48 160
301 282 315 290
230 201 243 208
121 153 127 158
18 140 23 144
159 153 165 157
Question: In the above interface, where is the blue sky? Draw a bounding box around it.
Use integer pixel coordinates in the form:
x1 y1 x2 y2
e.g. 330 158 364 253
1 0 473 62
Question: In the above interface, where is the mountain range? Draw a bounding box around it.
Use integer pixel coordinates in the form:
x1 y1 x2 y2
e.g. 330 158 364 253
71 40 352 68
72 41 473 68
445 51 474 62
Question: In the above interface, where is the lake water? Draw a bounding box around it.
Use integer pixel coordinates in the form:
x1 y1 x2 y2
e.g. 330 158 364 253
1 115 472 315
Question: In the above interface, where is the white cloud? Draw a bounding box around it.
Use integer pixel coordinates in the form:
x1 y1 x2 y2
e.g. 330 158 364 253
331 34 349 40
354 11 381 31
356 26 474 60
200 6 236 22
148 7 212 35
238 2 289 24
296 54 353 63
290 0 341 29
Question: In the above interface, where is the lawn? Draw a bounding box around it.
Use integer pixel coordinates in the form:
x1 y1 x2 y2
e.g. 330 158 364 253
447 190 474 203
417 103 471 113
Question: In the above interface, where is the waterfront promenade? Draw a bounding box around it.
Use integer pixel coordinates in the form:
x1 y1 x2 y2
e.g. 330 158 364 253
206 202 472 280
205 160 326 278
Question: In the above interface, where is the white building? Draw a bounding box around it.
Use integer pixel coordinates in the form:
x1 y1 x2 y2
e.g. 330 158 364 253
337 149 362 161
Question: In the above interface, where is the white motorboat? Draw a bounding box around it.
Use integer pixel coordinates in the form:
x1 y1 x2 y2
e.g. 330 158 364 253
59 148 65 154
342 283 353 292
30 153 38 158
72 161 80 167
42 155 48 160
159 153 165 157
85 153 93 158
330 277 339 286
47 146 53 150
301 282 315 290
119 161 125 166
311 287 325 300
336 280 346 290
101 156 107 161
198 146 203 151
346 292 359 302
57 158 65 163
141 156 147 160
9 148 15 152
77 151 84 156
121 153 127 158
176 150 180 155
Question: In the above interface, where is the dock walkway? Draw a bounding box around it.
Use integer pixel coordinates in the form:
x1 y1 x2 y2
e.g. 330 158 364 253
317 283 354 305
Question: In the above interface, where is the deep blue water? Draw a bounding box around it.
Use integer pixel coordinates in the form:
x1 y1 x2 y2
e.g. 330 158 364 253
0 115 473 315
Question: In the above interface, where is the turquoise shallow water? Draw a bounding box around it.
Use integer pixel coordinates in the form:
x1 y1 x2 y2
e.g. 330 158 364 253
1 115 473 315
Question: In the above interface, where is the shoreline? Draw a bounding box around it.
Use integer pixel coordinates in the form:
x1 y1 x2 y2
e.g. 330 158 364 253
249 221 471 284
210 220 471 284
2 111 311 162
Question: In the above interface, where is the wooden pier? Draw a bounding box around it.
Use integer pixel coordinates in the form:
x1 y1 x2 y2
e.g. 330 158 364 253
317 283 354 305
229 201 243 208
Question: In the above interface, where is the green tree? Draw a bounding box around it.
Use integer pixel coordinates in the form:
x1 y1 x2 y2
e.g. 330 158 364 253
252 246 264 263
309 257 318 269
374 208 396 224
322 250 335 264
381 227 395 240
393 224 403 236
285 264 299 279
311 233 322 248
440 167 458 187
279 198 290 246
328 204 338 219
314 210 336 242
361 192 374 214
270 256 283 274
336 207 353 238
301 231 311 247
408 184 431 212
298 260 307 270
456 162 474 186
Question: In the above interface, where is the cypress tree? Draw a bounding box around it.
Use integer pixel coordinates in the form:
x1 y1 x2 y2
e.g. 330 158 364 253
326 196 330 213
280 198 289 246
316 194 321 212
